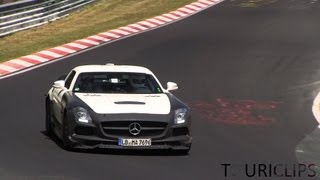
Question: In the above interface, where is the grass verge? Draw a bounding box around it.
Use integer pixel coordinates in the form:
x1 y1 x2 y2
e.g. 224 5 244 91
0 0 195 62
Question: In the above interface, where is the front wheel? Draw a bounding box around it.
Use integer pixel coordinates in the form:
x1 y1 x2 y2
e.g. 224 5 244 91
45 99 53 137
62 113 74 150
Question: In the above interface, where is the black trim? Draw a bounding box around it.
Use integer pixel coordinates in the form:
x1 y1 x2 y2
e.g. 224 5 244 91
64 70 76 89
165 92 190 111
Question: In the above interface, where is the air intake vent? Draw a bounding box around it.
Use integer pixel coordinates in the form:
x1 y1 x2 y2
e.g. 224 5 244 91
114 101 145 105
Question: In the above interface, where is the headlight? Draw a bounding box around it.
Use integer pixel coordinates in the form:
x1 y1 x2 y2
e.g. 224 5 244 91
174 108 187 124
73 107 92 124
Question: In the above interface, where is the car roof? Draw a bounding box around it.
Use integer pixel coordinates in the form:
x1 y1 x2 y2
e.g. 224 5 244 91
73 64 153 74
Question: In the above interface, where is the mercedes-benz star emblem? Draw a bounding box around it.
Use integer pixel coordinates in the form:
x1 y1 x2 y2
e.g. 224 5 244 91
129 122 141 136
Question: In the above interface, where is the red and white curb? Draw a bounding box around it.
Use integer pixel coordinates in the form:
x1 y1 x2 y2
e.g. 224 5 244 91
0 0 223 78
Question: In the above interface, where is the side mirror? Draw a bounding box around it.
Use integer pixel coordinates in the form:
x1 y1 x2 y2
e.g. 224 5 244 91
167 82 178 91
53 80 65 88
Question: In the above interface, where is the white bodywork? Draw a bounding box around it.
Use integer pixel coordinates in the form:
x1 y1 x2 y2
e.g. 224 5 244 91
48 64 171 118
75 93 170 114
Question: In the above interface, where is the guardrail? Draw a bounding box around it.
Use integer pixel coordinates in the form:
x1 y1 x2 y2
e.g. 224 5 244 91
0 0 95 37
0 0 42 13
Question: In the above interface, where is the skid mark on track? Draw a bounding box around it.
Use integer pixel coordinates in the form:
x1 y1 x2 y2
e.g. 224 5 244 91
189 98 283 126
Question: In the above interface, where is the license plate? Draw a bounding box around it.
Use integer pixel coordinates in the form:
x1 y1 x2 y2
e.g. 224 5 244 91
118 138 152 146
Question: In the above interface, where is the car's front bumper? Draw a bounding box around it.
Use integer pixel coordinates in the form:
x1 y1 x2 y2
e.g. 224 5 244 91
66 111 192 150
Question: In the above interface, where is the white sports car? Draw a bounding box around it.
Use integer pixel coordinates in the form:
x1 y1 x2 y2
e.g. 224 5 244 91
45 64 192 153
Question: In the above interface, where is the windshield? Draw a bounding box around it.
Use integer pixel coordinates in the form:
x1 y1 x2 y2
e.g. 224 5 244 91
73 72 163 94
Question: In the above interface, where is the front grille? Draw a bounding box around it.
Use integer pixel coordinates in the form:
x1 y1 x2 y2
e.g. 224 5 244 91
101 121 167 137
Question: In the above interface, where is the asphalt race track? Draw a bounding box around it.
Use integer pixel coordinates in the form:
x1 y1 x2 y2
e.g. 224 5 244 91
1 0 320 179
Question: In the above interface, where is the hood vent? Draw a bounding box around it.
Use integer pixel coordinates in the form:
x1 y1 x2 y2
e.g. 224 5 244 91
114 101 145 105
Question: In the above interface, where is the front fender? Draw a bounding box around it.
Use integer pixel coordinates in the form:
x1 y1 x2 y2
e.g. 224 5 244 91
47 87 54 101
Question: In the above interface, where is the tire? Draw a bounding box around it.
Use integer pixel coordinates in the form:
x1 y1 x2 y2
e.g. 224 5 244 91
62 112 74 150
45 99 53 137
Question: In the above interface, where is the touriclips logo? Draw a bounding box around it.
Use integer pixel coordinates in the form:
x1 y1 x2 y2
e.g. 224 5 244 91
221 163 317 178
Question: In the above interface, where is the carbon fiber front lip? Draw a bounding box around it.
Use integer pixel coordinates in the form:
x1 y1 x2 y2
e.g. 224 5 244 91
73 144 190 150
70 134 192 150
